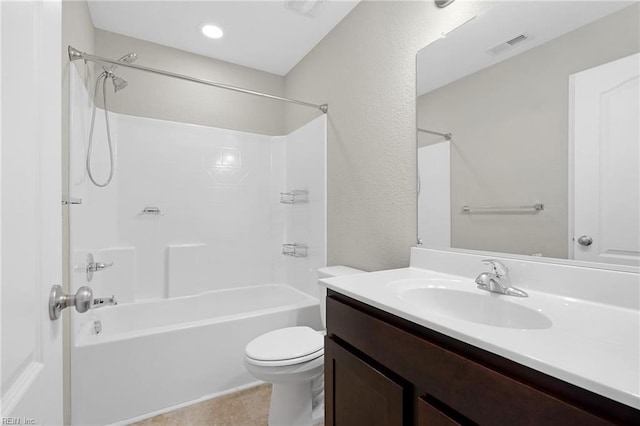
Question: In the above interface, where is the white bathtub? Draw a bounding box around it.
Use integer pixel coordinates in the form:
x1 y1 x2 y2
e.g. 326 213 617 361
70 284 321 425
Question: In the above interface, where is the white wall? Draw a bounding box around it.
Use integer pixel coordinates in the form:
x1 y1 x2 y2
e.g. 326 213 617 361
69 66 326 300
282 116 327 297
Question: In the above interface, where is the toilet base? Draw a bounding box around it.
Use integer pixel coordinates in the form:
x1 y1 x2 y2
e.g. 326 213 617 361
244 354 324 425
268 382 313 426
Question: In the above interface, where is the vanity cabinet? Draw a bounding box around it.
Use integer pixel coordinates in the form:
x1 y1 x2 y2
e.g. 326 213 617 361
325 337 404 426
325 290 640 426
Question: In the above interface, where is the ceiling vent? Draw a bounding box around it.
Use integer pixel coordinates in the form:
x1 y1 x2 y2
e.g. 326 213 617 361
284 0 326 18
486 33 529 56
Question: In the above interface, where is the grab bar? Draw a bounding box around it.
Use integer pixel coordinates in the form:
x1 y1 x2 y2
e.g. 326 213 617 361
461 202 544 213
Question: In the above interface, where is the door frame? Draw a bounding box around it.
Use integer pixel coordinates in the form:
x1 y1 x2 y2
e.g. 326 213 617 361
567 71 577 261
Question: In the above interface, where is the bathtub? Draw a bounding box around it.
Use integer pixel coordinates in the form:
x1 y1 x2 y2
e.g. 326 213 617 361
70 284 321 425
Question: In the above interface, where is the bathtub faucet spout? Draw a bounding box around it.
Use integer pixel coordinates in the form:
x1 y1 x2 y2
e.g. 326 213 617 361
91 295 117 309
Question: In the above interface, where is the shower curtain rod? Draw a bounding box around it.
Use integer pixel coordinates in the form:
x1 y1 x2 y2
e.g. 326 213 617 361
417 128 452 140
68 46 328 114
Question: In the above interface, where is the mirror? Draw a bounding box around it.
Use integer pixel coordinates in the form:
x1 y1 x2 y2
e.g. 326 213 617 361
417 1 639 267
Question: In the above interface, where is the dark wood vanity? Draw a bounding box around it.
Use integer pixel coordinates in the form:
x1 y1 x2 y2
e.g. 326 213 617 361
324 290 640 425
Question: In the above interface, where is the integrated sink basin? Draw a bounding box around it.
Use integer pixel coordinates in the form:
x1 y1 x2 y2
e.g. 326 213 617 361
399 286 552 329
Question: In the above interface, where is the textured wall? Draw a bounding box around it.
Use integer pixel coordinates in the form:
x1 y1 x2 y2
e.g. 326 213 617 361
94 29 286 136
284 0 491 271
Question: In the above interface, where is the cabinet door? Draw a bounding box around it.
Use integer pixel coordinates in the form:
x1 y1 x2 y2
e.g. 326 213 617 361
417 396 468 426
325 337 404 426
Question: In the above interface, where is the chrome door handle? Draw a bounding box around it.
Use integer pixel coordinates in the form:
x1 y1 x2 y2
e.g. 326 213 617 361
577 235 593 246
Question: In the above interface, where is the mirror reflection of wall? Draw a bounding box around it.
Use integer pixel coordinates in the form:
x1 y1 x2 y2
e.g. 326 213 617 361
417 1 639 266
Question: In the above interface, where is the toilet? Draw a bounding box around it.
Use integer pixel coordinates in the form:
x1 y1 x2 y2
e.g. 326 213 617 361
244 266 363 426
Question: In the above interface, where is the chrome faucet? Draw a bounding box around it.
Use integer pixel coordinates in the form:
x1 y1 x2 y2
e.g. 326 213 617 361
85 253 114 282
475 259 528 297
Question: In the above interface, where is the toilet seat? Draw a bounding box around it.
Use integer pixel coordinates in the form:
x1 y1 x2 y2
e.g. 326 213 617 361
245 326 324 367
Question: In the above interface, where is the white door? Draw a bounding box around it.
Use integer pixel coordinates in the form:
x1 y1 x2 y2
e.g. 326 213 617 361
570 53 640 266
417 141 451 248
1 1 63 424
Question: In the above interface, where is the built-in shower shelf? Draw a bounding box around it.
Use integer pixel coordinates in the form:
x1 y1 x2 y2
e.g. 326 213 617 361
280 190 308 204
282 243 307 257
139 207 163 216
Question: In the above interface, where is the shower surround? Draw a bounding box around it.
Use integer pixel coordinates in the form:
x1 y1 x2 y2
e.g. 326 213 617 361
68 66 326 424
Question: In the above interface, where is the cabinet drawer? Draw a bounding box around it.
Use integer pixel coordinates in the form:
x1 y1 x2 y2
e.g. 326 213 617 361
327 295 611 425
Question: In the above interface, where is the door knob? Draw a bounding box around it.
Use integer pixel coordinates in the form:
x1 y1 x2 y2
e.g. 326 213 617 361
49 285 93 320
577 235 593 246
48 285 118 321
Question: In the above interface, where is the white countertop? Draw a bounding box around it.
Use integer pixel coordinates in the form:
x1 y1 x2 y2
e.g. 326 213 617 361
322 266 640 410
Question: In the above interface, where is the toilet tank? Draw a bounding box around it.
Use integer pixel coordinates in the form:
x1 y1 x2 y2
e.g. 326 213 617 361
318 266 364 328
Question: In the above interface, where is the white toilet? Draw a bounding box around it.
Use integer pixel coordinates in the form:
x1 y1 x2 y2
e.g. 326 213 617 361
244 266 363 426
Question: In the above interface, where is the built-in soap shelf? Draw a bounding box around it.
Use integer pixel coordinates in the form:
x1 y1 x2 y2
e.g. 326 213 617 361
282 243 307 257
280 189 308 204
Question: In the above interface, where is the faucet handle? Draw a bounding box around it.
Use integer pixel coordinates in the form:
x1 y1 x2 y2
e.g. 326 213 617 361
94 261 114 271
85 253 114 282
482 259 509 277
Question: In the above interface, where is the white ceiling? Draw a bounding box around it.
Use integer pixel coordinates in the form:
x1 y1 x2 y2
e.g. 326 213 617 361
87 0 360 76
417 1 636 95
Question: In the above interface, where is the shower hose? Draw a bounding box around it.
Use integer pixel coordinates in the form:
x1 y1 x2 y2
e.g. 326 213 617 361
86 71 115 187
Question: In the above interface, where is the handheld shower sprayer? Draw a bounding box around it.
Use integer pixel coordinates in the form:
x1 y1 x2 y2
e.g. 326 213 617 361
103 52 137 92
86 51 138 187
111 76 128 92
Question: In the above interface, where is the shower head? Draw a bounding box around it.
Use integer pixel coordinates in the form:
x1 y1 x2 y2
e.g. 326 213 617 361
103 52 138 74
111 75 128 92
117 52 137 64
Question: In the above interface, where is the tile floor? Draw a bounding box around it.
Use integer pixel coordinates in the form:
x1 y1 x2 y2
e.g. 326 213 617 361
129 384 324 426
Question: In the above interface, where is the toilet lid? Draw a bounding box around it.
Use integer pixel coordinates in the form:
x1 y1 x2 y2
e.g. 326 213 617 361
245 326 323 361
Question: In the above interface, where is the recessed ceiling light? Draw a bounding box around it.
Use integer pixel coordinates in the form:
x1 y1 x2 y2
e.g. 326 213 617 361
201 24 223 39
